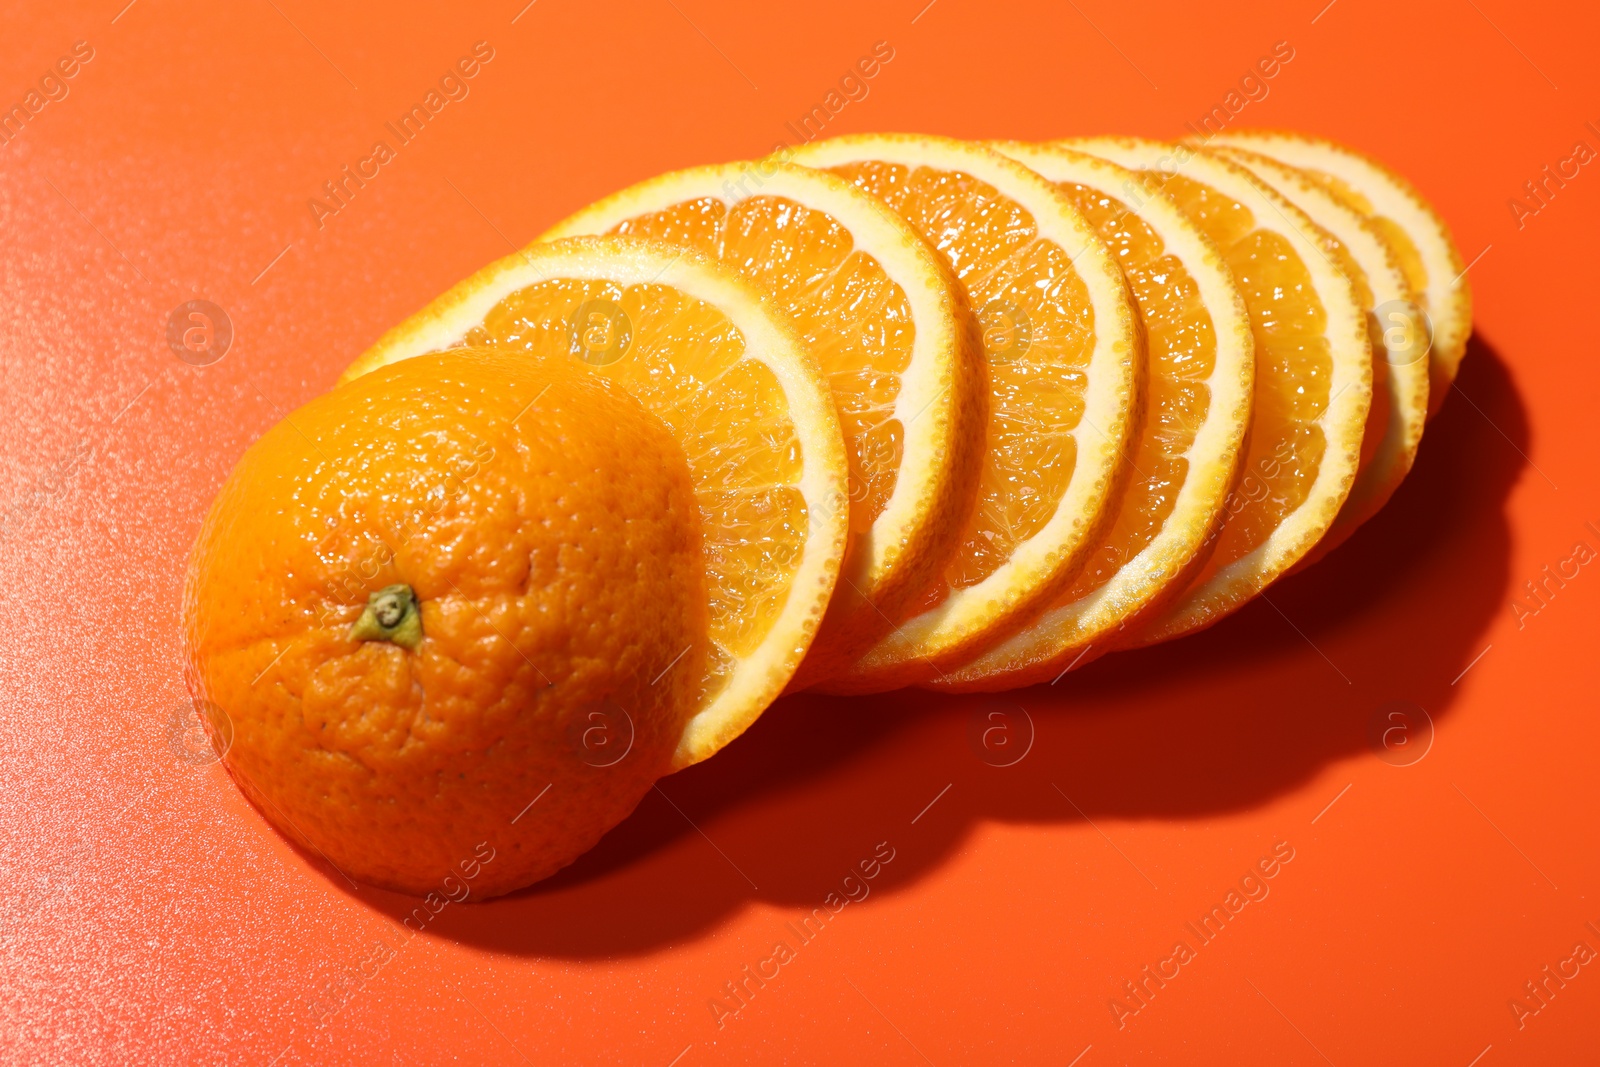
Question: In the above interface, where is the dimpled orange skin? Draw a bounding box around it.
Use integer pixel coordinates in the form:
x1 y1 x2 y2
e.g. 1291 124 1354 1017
182 349 706 898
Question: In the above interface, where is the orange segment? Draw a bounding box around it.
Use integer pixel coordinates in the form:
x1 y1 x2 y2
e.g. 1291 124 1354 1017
1065 137 1370 645
788 133 1141 692
934 143 1254 690
539 164 981 685
340 237 848 766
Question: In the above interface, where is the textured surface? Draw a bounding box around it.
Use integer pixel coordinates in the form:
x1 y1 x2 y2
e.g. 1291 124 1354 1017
2 1 1598 1064
185 350 705 896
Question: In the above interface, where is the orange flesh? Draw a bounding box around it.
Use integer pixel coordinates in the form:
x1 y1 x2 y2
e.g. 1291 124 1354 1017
606 195 914 534
461 280 808 695
827 161 1092 594
1159 173 1330 573
1053 181 1214 597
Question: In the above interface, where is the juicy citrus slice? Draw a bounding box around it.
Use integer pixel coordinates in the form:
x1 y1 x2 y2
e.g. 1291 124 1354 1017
1210 144 1429 563
340 237 848 767
932 142 1255 690
787 133 1142 692
540 162 982 686
1064 137 1371 646
1208 130 1471 420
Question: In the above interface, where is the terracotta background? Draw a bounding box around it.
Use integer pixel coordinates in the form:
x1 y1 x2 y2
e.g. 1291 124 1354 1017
1 0 1597 1063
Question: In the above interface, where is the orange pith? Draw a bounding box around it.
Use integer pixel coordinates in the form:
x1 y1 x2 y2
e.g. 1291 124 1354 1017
604 195 913 536
1297 169 1430 301
1158 171 1330 577
826 161 1090 594
463 278 802 697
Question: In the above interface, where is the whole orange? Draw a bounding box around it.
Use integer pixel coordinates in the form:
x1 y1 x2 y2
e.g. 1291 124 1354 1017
182 348 706 897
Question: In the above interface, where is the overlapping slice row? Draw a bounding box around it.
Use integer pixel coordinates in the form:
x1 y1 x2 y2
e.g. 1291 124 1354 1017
344 128 1471 751
539 163 982 685
788 133 1143 694
933 143 1255 691
341 237 848 766
1057 137 1372 647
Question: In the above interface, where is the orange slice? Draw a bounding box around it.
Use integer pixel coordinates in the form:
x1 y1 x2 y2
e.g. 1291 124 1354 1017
788 133 1142 692
1208 130 1471 420
1209 144 1429 563
1064 137 1371 646
340 237 848 766
540 162 983 686
933 143 1255 690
